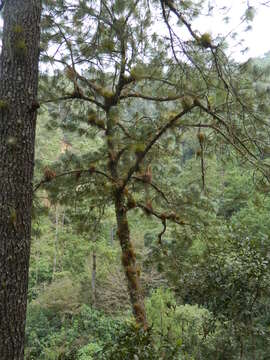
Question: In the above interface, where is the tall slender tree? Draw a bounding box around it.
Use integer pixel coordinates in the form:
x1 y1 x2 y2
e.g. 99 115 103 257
0 1 42 358
37 0 270 329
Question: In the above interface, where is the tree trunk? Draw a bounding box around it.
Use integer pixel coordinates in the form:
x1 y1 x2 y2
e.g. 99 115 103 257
239 337 244 360
106 108 147 328
0 1 41 358
115 193 148 329
53 205 59 277
91 250 97 305
110 226 115 246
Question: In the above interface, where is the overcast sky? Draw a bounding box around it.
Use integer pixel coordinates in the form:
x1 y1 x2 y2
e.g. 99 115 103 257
192 0 270 60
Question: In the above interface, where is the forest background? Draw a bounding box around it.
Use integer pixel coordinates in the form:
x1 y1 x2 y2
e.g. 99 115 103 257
2 0 270 359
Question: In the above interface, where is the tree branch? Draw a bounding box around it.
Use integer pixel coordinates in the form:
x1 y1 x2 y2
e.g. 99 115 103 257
197 101 258 161
158 218 167 249
132 176 170 204
119 92 187 102
40 92 105 109
122 104 196 189
34 168 112 192
137 202 188 226
0 0 6 12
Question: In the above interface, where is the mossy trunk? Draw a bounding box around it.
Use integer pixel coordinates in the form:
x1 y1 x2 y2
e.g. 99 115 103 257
106 109 147 328
115 193 148 329
0 1 41 358
91 250 97 305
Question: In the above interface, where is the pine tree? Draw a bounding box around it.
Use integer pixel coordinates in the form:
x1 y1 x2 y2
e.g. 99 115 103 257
0 1 42 358
37 0 270 328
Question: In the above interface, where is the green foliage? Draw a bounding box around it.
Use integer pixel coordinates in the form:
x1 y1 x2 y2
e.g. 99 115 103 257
146 288 228 360
25 305 126 359
26 1 270 358
0 99 8 110
96 322 182 360
34 275 82 315
218 166 253 218
78 342 102 360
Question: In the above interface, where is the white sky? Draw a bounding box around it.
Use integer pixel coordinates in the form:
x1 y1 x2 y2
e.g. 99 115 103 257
192 0 270 61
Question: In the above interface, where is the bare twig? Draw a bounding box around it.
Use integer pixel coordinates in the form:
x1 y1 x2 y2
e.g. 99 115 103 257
34 168 112 192
122 104 196 189
158 218 167 246
0 0 6 12
132 176 170 204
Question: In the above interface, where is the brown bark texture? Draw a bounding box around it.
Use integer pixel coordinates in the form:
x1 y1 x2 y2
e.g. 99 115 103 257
0 1 41 358
115 194 148 329
106 109 148 329
91 250 97 305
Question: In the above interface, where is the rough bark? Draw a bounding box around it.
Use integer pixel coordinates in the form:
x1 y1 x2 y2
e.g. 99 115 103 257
115 193 148 329
53 205 59 277
106 110 147 328
0 1 42 358
91 250 97 305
